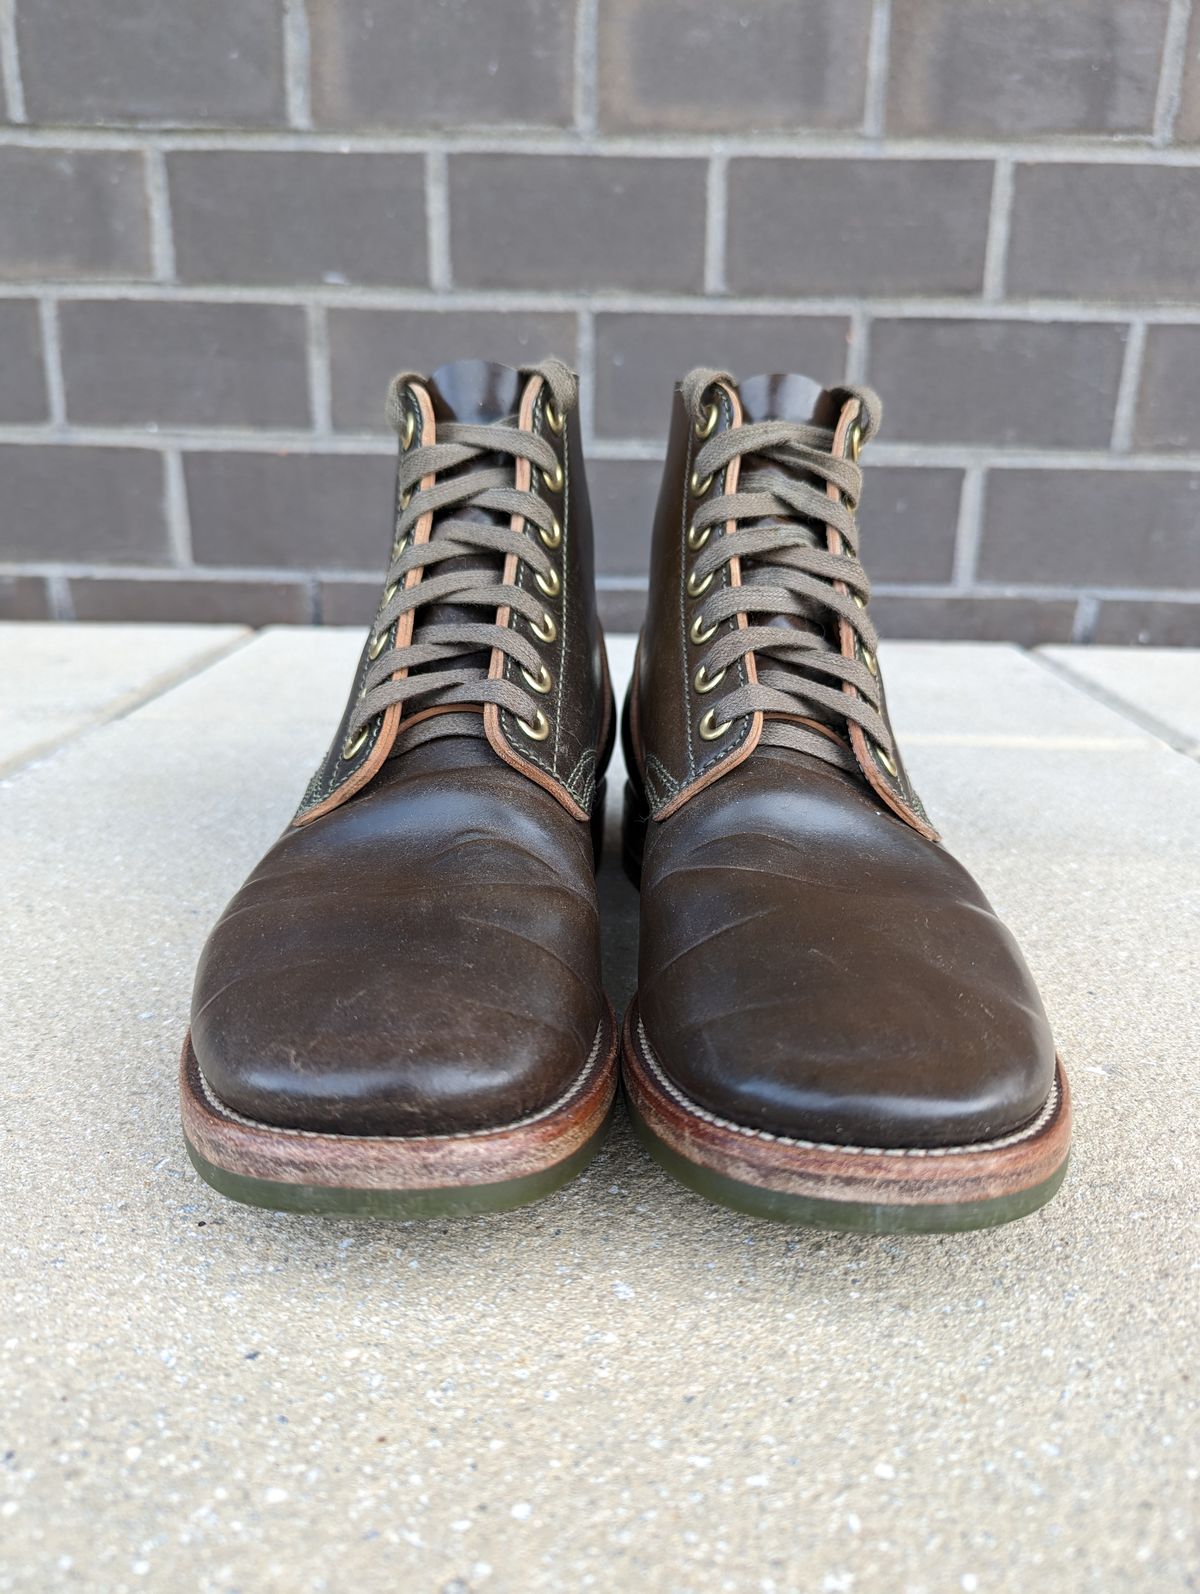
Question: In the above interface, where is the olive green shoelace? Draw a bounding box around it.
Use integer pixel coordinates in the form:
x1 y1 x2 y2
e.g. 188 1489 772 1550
680 368 896 776
346 359 577 753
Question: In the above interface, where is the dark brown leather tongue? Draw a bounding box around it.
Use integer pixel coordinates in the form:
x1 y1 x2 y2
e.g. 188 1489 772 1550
391 361 527 750
728 374 847 730
737 372 842 428
425 358 523 425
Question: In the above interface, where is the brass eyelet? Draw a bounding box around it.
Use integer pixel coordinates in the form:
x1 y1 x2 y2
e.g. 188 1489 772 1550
545 399 566 435
530 609 557 643
849 422 863 464
853 592 866 609
367 627 389 661
694 402 719 440
401 408 416 450
687 519 711 551
862 646 878 677
687 567 714 599
690 468 714 497
875 743 898 777
341 723 371 760
522 663 553 695
400 487 412 510
690 610 717 645
542 460 564 493
517 708 550 742
536 566 561 598
540 515 562 550
698 708 733 742
382 578 400 605
693 664 726 695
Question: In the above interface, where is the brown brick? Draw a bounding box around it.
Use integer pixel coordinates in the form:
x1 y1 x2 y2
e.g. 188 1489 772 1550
871 594 1076 644
0 150 151 280
598 0 871 132
61 301 311 428
2 446 167 562
888 0 1167 136
17 0 285 126
586 459 666 577
593 313 850 440
185 450 396 569
1132 326 1200 452
869 319 1126 447
0 300 49 423
726 159 993 296
318 577 379 626
449 155 707 292
69 575 310 624
1009 165 1200 302
168 152 428 286
1092 600 1200 645
860 468 962 585
0 576 52 620
980 469 1200 588
308 0 575 128
328 309 578 432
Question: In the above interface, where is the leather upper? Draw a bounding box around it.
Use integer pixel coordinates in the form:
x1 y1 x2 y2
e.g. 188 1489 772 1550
191 360 610 1136
628 370 1058 1150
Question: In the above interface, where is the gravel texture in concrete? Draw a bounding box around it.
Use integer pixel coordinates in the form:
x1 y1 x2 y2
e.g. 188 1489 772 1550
1 629 1197 1594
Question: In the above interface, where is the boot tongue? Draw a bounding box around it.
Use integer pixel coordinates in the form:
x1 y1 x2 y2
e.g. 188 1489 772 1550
424 358 523 425
736 372 843 427
732 373 844 707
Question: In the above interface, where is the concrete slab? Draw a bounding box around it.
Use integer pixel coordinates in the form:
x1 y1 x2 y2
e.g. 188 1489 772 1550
0 621 248 777
1041 645 1200 757
1 630 1197 1594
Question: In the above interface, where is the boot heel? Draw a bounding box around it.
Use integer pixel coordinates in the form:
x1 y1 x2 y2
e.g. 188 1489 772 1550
622 780 648 889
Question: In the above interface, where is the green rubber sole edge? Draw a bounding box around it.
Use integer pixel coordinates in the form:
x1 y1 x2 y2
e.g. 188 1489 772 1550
627 1097 1069 1234
184 1110 612 1219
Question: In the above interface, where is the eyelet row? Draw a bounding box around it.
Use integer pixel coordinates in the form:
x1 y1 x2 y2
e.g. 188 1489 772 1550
685 418 734 745
849 585 894 776
516 400 568 742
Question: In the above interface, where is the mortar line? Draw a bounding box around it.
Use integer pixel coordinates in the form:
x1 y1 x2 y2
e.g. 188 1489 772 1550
703 153 728 295
1153 0 1194 145
305 302 333 433
1071 593 1101 644
4 556 1196 610
162 448 193 565
576 307 596 446
36 297 67 426
862 0 893 139
5 126 1200 161
424 147 452 291
981 158 1015 303
845 308 870 383
950 467 986 589
573 0 599 133
3 281 1200 325
0 0 25 122
282 0 314 129
1109 321 1147 453
45 570 73 621
144 148 177 281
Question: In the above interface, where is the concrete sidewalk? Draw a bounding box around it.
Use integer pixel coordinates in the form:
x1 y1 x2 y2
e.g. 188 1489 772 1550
1 626 1197 1594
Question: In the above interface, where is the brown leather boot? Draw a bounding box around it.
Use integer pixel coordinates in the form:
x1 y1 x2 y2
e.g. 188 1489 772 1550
621 368 1071 1232
182 358 618 1216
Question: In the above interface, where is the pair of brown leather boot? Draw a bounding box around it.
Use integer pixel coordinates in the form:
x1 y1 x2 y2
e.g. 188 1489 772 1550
182 358 1070 1232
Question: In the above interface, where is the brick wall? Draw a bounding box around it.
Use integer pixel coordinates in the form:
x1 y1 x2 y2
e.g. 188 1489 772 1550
1 0 1198 644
